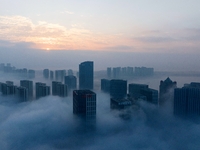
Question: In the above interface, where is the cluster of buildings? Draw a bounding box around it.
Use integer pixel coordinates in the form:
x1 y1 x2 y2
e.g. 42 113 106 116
1 61 200 120
107 66 154 79
0 63 35 79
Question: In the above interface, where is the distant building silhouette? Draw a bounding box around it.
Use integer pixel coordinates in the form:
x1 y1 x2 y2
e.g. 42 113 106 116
16 86 28 101
55 70 66 82
20 80 33 99
68 69 73 76
110 79 127 99
135 67 154 77
73 90 96 121
79 61 93 89
43 69 49 79
159 77 177 106
101 79 110 93
35 82 50 99
28 70 35 79
52 81 68 97
174 82 200 117
65 75 77 92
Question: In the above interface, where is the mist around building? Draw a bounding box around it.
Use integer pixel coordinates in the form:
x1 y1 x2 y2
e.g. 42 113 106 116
0 62 200 150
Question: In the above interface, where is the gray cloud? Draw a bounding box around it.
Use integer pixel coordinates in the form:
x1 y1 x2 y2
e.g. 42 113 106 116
0 90 200 150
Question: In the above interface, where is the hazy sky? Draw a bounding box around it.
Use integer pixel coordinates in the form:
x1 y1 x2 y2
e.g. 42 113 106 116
0 0 200 52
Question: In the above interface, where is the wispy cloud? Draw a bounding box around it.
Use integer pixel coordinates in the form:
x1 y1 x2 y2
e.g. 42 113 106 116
60 11 74 15
0 15 116 50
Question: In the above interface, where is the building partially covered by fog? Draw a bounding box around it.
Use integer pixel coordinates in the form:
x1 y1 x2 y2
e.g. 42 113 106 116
101 79 110 93
55 70 66 82
73 90 96 121
0 82 16 95
65 75 77 92
16 86 28 101
140 88 159 105
52 81 68 97
135 67 154 77
129 83 149 99
79 61 93 90
20 80 33 99
43 69 49 79
35 82 50 99
110 98 132 110
159 77 177 106
110 79 127 99
174 82 200 117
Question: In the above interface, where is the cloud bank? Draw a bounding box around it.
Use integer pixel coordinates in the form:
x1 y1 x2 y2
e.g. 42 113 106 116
0 91 200 150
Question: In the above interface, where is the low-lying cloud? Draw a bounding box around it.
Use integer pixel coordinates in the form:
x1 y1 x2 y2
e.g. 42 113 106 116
0 91 200 150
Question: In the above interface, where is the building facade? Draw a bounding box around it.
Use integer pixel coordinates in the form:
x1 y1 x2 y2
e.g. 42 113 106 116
79 61 93 90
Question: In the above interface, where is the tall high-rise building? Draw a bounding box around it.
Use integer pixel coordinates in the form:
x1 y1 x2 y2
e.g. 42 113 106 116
73 90 96 121
174 82 200 117
68 69 73 76
110 79 127 99
16 86 28 102
159 77 177 106
35 82 50 99
52 81 68 97
79 61 93 89
129 83 149 99
65 75 77 92
20 80 33 99
101 79 110 93
52 81 61 96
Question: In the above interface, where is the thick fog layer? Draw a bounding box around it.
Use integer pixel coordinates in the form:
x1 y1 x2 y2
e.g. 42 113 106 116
0 91 200 150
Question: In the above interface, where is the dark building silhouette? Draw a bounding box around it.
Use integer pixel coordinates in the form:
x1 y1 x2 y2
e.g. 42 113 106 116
113 67 121 78
43 69 49 79
52 81 61 96
73 90 96 121
140 88 158 105
159 77 177 106
174 82 200 117
35 82 50 99
79 61 93 90
0 82 16 95
16 86 28 101
101 79 110 93
129 83 149 99
110 79 127 99
65 75 77 92
20 80 33 99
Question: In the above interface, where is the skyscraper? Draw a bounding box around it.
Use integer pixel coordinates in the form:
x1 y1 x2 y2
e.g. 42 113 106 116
35 82 50 99
79 61 93 90
65 75 77 92
174 82 200 117
73 90 96 121
110 79 127 99
20 80 33 99
159 77 177 106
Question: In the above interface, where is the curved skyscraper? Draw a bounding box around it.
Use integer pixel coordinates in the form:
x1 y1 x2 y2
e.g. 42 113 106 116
79 61 94 90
